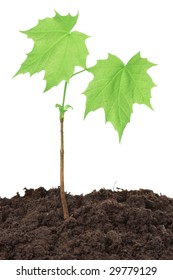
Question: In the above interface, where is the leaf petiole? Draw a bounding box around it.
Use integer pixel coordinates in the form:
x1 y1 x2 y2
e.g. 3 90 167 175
71 68 87 78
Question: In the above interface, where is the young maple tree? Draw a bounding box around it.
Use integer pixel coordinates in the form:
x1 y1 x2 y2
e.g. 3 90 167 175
15 11 156 219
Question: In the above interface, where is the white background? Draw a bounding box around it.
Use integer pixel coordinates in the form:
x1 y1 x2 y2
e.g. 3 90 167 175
0 260 172 280
0 0 173 199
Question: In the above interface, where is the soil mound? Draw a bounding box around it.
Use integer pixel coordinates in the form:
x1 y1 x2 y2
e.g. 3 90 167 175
0 187 173 259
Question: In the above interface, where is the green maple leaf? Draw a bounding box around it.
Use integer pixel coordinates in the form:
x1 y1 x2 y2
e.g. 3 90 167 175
15 11 89 91
83 52 156 140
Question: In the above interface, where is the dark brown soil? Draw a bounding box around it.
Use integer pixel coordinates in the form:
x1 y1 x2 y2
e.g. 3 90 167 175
0 187 173 260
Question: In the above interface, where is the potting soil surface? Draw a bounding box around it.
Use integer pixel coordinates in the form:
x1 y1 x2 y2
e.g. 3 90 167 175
0 187 173 259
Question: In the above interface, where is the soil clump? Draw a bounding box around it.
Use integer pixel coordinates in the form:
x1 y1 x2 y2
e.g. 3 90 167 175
0 187 173 259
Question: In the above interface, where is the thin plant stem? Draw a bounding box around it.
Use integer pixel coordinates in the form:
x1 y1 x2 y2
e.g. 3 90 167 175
60 117 69 219
58 70 88 219
59 81 69 219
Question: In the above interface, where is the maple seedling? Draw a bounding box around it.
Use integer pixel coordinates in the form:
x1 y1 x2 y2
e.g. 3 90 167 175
14 11 156 219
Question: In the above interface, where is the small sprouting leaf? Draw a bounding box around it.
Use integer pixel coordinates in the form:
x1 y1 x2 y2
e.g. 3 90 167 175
55 104 62 109
15 11 89 92
83 52 156 140
55 104 73 118
64 105 73 111
55 104 64 117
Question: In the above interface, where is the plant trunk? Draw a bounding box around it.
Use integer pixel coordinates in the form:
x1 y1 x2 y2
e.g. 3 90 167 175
60 117 69 219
